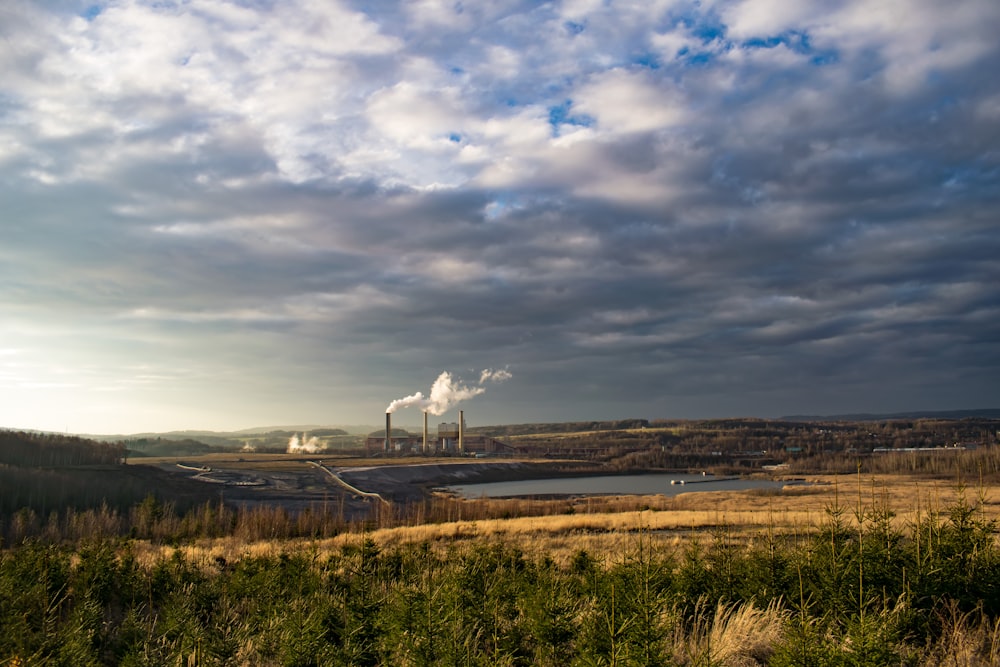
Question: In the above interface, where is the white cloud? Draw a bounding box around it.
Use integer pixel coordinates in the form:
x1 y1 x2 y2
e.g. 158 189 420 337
574 69 687 135
717 0 830 40
367 82 466 148
815 0 999 94
481 45 522 80
405 0 475 30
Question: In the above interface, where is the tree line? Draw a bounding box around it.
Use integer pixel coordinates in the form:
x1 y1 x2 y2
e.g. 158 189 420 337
0 430 126 468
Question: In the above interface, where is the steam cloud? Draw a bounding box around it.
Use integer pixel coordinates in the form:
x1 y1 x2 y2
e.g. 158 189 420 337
386 368 512 416
479 368 513 384
287 432 325 453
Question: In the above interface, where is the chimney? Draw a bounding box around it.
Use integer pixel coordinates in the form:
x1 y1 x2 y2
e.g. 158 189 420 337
385 412 391 453
423 411 428 454
459 409 464 454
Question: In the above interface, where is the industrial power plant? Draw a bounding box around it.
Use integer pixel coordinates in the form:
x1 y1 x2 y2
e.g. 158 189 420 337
365 409 512 456
370 369 514 456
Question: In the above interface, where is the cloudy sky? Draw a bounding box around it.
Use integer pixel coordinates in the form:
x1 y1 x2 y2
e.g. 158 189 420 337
1 0 998 434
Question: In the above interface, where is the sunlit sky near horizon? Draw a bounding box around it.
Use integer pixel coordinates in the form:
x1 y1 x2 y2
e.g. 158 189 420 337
1 0 998 435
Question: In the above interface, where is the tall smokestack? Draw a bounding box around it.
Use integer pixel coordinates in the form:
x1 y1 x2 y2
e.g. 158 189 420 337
385 412 391 453
459 410 464 454
423 411 428 454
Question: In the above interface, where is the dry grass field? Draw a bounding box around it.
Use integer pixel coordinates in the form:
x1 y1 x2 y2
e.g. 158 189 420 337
132 472 1000 568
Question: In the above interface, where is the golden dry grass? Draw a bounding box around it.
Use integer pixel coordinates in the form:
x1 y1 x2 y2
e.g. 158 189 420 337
128 473 1000 569
672 600 788 667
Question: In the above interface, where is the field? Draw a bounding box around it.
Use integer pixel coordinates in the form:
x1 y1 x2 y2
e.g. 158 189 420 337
128 470 1000 566
4 424 1000 664
4 469 1000 665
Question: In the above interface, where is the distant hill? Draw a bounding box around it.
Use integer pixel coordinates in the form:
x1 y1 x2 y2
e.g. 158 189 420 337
232 424 374 435
85 425 371 441
123 437 220 457
780 408 1000 422
469 419 651 436
47 412 1000 446
73 427 365 456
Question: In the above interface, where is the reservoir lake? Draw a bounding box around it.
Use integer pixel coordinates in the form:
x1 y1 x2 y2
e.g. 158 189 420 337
446 472 791 498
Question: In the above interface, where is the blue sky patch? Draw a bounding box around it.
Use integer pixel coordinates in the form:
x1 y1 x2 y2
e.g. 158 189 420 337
744 36 784 49
811 52 839 66
548 100 595 136
81 4 102 21
741 30 838 65
632 53 661 70
741 31 811 55
666 5 728 45
682 51 714 66
694 23 726 43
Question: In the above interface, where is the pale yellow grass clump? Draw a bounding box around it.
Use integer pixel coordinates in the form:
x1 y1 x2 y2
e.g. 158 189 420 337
917 603 1000 667
671 601 787 667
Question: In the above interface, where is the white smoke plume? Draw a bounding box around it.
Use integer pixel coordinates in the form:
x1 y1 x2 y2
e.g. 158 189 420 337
287 432 325 453
386 368 512 416
241 441 257 453
479 368 513 384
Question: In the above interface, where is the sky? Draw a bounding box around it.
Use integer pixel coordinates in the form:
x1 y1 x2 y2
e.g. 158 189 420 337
1 0 998 435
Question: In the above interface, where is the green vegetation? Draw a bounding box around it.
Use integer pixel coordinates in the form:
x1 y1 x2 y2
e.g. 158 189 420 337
1 490 999 665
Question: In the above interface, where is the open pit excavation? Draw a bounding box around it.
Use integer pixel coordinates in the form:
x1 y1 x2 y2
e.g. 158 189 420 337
149 457 371 516
148 456 597 517
146 453 817 523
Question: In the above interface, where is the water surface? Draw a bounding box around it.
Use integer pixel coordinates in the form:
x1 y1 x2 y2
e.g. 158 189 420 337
447 472 788 498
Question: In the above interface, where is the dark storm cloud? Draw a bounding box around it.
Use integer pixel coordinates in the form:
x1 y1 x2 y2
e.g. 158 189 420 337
0 0 997 432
